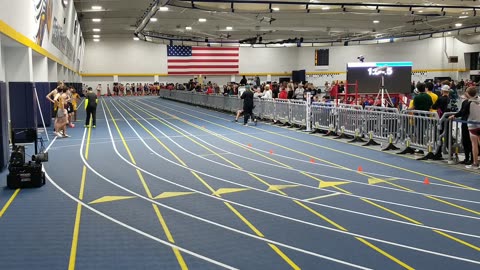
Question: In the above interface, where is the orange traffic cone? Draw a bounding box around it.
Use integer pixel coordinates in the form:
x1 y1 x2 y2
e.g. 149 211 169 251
357 166 363 172
310 158 315 163
423 177 430 185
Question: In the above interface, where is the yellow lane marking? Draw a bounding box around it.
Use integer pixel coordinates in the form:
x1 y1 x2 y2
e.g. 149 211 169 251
293 200 348 231
360 199 423 225
433 230 480 252
368 177 398 185
305 193 341 201
319 181 350 188
138 99 418 269
69 115 93 270
104 100 188 269
146 99 480 262
213 188 250 196
0 189 21 218
114 99 299 268
426 196 480 216
267 185 299 192
262 126 477 190
89 196 137 204
355 237 415 270
68 203 83 270
154 192 195 200
267 243 301 270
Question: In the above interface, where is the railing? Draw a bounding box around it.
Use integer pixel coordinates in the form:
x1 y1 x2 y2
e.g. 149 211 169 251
159 90 470 162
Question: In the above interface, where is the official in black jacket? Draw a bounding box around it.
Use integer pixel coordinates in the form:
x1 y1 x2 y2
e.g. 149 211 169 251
240 86 256 126
84 87 98 128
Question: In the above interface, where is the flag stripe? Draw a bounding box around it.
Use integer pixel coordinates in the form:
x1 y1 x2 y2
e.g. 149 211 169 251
168 71 238 75
168 65 239 69
191 53 239 57
168 59 239 63
167 45 239 75
192 47 238 51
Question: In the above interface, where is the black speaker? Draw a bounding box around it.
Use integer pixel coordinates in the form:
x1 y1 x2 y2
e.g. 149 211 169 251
292 70 306 83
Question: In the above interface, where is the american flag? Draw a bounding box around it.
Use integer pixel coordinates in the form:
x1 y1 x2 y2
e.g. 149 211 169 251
167 45 239 75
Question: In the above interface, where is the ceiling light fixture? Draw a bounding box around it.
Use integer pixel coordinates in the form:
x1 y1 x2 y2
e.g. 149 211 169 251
373 20 380 23
455 23 463 27
459 15 468 19
92 6 102 10
418 10 423 13
92 18 101 22
185 26 192 30
199 18 207 22
133 37 140 41
272 7 280 11
150 18 158 22
93 28 101 32
93 39 100 42
226 26 233 30
159 7 169 11
321 7 330 10
93 35 100 38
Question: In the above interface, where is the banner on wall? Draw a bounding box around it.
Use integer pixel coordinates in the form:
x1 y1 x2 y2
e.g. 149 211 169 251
33 0 53 46
51 17 75 62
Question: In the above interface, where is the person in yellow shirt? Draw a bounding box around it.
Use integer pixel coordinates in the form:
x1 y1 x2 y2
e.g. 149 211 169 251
71 88 81 122
425 81 438 112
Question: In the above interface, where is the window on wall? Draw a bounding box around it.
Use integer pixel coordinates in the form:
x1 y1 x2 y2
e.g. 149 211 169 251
470 53 480 70
315 49 329 66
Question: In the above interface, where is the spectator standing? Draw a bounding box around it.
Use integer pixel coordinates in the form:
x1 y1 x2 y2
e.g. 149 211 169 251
85 87 98 128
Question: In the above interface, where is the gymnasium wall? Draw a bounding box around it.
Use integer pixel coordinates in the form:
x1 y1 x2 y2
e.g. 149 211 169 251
82 36 480 92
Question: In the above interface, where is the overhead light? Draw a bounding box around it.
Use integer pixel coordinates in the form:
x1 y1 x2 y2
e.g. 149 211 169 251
133 37 140 41
226 26 233 30
418 10 423 13
92 6 102 10
93 35 100 38
92 18 101 22
93 39 100 42
240 44 251 47
198 18 207 22
321 7 330 10
447 32 452 35
185 26 192 30
373 20 380 23
459 15 469 19
159 7 169 11
93 28 101 32
150 18 158 22
272 7 280 11
455 23 463 27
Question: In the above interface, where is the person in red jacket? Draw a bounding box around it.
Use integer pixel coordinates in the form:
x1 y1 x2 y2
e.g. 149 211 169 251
278 87 288 99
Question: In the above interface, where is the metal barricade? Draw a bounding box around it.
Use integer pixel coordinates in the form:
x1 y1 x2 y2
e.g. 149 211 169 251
311 102 337 132
363 106 400 143
261 98 276 121
398 110 439 151
274 99 290 124
253 98 262 118
289 100 307 126
335 105 364 136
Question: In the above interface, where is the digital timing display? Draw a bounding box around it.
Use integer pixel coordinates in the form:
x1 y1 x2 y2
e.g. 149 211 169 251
347 62 412 93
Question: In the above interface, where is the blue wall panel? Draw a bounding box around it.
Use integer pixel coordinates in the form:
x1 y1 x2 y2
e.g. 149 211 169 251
0 82 8 171
9 82 37 130
35 82 52 127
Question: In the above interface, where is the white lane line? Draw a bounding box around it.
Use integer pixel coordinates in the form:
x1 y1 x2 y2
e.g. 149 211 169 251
98 99 480 265
126 99 480 220
147 98 479 192
43 169 238 269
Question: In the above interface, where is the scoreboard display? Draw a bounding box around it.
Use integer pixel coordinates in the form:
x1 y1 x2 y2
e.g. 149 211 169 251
346 62 412 93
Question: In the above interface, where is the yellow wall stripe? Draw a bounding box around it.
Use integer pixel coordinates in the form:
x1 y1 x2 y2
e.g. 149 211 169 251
0 19 77 73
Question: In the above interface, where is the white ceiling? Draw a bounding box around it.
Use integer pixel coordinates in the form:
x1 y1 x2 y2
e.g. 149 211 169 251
73 0 480 44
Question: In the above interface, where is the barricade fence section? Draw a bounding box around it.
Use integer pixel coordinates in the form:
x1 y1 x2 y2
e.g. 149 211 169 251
159 90 465 161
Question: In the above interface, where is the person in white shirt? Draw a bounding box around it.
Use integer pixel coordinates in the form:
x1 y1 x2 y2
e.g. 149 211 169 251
294 83 305 99
261 85 273 99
